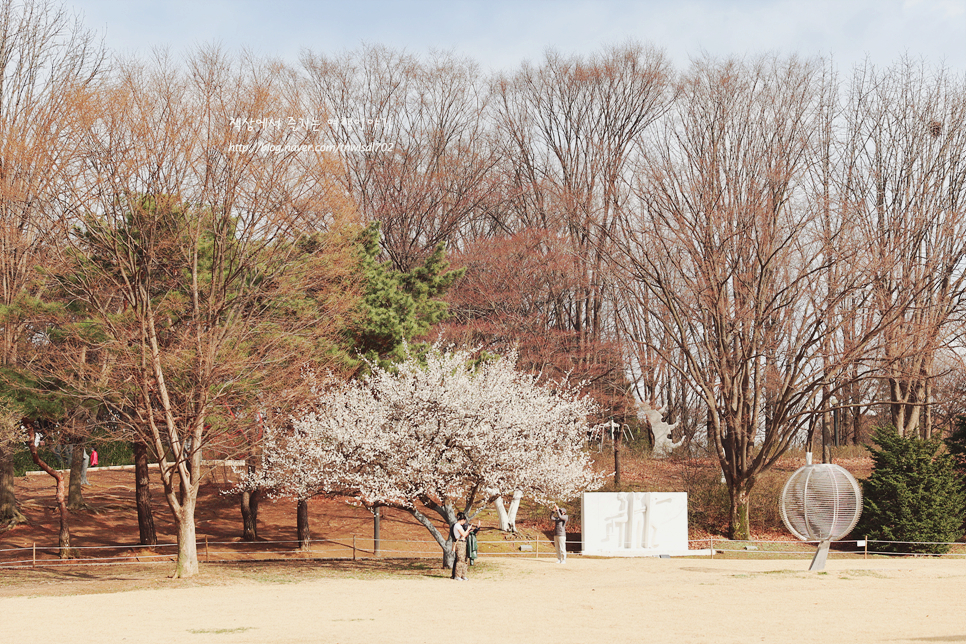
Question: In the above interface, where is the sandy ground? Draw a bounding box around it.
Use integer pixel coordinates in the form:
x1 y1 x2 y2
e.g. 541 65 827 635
3 556 965 644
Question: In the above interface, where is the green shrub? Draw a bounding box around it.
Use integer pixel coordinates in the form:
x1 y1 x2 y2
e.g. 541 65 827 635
12 439 135 475
88 439 134 467
12 447 35 477
856 425 966 554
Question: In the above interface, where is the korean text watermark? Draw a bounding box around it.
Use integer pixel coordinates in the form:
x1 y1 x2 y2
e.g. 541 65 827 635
230 116 394 132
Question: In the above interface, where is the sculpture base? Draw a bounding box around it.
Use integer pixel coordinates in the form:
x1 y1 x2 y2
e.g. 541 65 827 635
581 548 712 557
809 540 831 571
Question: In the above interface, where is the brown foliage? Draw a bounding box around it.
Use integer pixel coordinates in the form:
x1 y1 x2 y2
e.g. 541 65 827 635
0 0 103 526
48 48 364 576
440 228 633 420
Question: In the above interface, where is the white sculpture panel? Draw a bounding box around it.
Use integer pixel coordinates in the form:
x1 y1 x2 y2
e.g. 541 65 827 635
581 491 689 556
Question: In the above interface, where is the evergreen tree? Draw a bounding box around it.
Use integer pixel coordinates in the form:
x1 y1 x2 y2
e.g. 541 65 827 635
856 425 966 554
348 223 465 369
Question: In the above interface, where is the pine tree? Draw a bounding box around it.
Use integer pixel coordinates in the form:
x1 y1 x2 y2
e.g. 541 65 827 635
348 223 465 369
856 425 966 554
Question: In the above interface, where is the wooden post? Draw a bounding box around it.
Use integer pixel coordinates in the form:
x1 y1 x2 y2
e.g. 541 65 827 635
205 536 209 563
864 538 868 559
535 536 538 558
353 535 357 561
710 535 713 559
32 542 36 568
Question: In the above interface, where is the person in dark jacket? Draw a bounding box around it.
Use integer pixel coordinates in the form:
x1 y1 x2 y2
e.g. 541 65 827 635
450 512 480 580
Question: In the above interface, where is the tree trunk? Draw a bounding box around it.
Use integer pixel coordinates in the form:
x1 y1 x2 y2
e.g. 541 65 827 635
25 422 72 558
442 539 456 569
614 443 622 487
297 498 310 550
495 490 523 532
241 455 259 541
507 491 522 531
728 484 751 541
174 499 199 578
822 409 832 464
67 443 86 510
0 447 25 526
55 472 71 558
241 488 260 541
495 496 509 530
133 441 157 546
156 432 203 577
407 501 457 568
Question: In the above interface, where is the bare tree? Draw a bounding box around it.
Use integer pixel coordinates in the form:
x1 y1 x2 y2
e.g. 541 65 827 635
930 347 966 437
301 45 498 271
59 48 361 577
612 55 900 539
841 59 966 438
440 44 676 448
0 0 102 526
439 228 628 418
492 43 673 347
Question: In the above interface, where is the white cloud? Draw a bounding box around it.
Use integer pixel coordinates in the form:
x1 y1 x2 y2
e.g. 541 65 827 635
67 0 965 73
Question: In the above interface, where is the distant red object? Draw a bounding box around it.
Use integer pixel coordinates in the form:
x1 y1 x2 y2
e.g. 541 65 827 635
90 449 99 466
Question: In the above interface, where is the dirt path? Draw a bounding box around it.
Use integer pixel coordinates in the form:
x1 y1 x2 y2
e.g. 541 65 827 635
3 557 965 644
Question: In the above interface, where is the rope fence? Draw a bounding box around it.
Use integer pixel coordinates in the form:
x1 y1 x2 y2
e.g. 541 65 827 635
2 537 965 569
0 535 559 569
695 537 966 559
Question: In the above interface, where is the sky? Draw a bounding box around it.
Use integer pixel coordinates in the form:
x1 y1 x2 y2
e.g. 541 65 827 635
68 0 966 74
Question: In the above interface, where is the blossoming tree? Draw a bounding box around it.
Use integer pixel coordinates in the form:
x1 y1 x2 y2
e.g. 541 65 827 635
254 346 601 566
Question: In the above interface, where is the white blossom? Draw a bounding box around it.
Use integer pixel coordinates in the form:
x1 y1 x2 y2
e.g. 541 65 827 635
252 345 602 560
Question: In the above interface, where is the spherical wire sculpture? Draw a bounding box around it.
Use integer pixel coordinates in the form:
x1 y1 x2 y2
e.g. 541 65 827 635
779 463 862 571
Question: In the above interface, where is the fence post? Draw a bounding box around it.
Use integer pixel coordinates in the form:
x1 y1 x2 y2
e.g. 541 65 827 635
535 536 538 558
205 536 209 563
710 535 713 559
373 507 380 558
864 538 868 560
32 542 36 568
353 535 356 561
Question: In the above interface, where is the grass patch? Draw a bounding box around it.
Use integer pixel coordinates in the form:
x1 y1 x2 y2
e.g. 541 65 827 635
837 570 887 579
730 570 800 579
